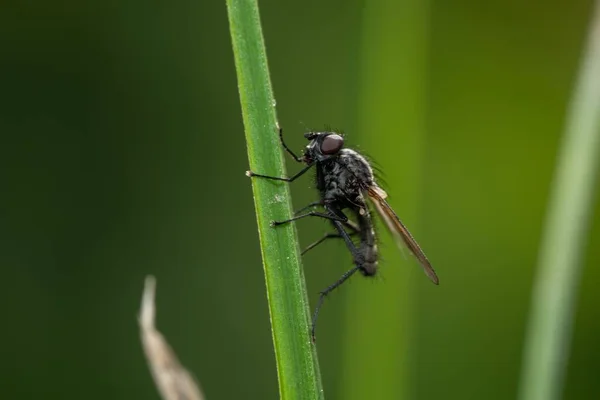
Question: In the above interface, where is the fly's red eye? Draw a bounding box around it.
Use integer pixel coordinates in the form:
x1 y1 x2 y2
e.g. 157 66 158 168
321 134 344 155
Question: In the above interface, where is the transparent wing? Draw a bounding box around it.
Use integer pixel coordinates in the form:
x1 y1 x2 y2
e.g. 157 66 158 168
367 186 439 285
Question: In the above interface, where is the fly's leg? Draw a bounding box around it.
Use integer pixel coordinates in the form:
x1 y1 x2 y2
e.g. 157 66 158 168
270 211 347 227
310 205 366 342
301 221 361 255
278 127 303 162
311 265 361 342
289 201 361 254
302 233 344 255
245 126 307 179
246 162 314 183
293 201 323 215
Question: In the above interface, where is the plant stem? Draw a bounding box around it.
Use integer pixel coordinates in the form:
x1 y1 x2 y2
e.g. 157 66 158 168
226 1 324 399
518 3 600 400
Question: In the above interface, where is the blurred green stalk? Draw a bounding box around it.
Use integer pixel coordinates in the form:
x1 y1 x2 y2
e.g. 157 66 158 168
226 1 323 399
518 3 600 400
341 1 430 399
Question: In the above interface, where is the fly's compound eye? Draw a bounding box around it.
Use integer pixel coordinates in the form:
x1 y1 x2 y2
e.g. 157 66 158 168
320 134 344 155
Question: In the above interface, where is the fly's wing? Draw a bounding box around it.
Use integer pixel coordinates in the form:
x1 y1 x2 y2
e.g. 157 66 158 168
367 186 439 285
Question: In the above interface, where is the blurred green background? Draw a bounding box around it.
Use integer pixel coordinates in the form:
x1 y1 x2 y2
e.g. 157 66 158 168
1 0 599 399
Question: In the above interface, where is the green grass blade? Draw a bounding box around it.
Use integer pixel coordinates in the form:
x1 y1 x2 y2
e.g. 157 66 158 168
518 3 600 400
226 1 324 399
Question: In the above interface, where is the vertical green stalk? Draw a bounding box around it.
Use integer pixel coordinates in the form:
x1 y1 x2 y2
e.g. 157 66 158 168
518 3 600 400
226 1 323 399
341 1 430 399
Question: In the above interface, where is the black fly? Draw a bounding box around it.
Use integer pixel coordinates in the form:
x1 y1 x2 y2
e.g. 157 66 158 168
247 128 439 341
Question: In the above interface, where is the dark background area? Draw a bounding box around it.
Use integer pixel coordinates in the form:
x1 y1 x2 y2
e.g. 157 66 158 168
1 1 598 399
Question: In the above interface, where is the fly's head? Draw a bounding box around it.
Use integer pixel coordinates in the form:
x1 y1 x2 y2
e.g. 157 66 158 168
302 131 344 164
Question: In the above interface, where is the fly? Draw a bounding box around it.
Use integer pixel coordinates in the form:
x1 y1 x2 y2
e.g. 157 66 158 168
247 127 439 341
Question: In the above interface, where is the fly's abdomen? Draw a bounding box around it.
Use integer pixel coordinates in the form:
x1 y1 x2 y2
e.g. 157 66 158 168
357 206 378 276
360 240 378 276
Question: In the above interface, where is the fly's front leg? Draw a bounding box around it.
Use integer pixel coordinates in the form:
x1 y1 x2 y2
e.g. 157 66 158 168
278 127 303 162
270 210 347 227
246 162 314 183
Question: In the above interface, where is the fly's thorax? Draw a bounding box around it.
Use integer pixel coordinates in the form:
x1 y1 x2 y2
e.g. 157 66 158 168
318 150 375 205
318 157 353 203
338 149 375 187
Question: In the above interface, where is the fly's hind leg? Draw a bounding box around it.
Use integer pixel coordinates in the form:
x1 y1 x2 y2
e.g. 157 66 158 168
310 206 366 342
311 263 361 342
